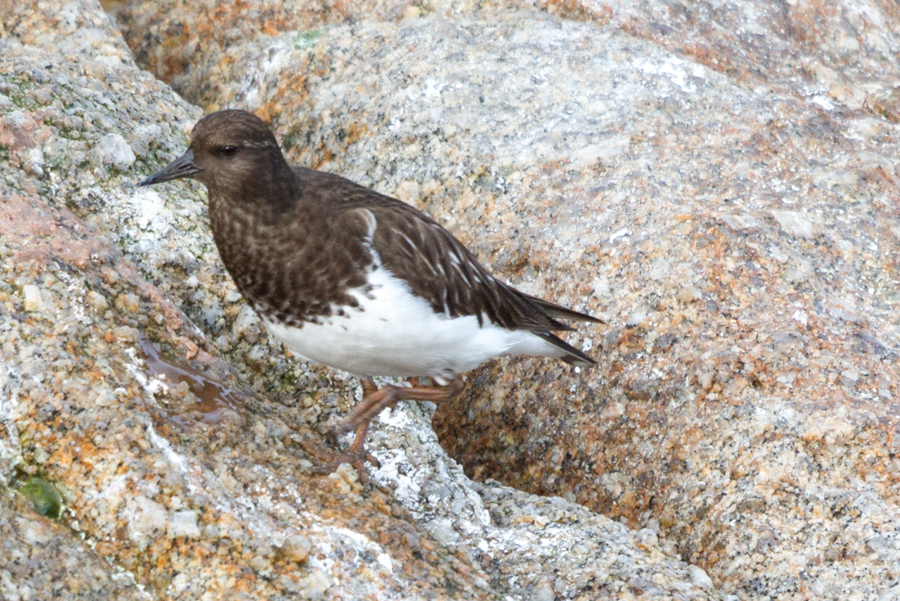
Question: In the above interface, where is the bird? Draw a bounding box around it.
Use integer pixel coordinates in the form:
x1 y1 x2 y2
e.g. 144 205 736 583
138 109 602 480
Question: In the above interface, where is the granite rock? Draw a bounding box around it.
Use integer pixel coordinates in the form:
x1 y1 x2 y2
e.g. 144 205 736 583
112 1 900 598
112 0 900 119
0 488 146 601
110 0 506 110
543 0 900 116
0 1 713 599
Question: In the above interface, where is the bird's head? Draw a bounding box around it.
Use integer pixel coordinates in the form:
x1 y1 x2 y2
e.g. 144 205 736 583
138 109 294 207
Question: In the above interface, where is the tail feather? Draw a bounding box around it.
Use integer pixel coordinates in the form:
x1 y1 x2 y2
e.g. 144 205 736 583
523 295 601 367
525 294 605 326
535 331 596 367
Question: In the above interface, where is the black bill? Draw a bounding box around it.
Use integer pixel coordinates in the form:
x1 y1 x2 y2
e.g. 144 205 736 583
137 149 202 186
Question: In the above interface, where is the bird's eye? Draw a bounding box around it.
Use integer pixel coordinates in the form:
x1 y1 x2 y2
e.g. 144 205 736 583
220 146 238 158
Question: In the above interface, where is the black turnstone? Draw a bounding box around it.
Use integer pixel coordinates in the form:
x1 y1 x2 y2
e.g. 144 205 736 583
138 109 601 479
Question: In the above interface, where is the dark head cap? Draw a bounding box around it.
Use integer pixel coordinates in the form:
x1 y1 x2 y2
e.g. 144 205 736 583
138 110 292 204
189 109 279 155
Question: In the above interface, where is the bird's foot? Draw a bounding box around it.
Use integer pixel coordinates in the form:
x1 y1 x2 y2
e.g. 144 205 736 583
300 421 379 484
301 376 464 484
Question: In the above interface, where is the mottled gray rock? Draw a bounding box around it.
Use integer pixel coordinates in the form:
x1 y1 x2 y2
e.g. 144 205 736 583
0 1 712 600
2 2 483 599
548 0 900 116
369 402 712 599
0 489 146 601
111 3 900 599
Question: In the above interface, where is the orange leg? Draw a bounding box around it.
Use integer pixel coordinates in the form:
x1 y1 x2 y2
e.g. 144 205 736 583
336 376 464 435
302 376 464 483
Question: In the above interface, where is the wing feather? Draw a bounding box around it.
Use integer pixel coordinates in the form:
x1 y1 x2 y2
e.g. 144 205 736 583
300 166 599 351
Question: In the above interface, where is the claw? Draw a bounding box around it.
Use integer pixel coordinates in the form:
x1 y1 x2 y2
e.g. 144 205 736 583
299 422 378 483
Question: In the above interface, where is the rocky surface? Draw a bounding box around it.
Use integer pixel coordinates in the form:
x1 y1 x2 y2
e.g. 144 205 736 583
549 0 900 116
111 0 497 110
108 0 900 599
0 1 714 599
112 0 900 119
1 488 147 601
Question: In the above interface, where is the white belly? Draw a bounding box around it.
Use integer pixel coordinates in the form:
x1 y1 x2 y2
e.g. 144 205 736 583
263 266 561 378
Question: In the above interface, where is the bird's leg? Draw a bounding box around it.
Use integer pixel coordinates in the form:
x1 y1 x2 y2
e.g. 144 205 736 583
336 376 464 435
302 377 463 483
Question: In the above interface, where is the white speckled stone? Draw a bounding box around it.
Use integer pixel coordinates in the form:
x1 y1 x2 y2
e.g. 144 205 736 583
21 285 42 312
168 509 201 538
96 133 136 170
127 496 168 549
